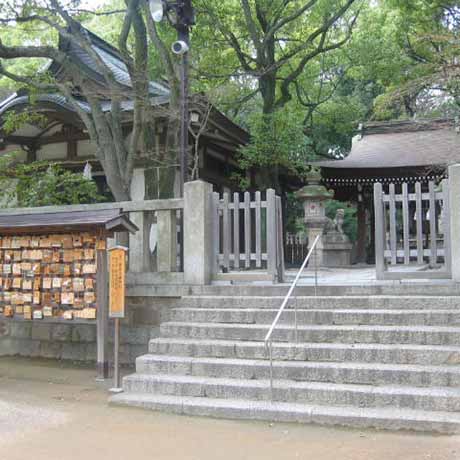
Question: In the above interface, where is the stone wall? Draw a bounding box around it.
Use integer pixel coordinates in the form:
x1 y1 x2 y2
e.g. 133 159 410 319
0 296 178 365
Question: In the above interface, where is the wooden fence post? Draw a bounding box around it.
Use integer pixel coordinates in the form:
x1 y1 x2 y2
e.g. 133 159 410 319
233 192 240 269
267 188 277 281
212 192 220 276
415 182 423 265
276 195 285 283
442 178 452 276
428 181 438 266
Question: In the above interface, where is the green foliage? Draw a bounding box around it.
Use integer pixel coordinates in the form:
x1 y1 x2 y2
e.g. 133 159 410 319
0 160 106 208
326 200 357 242
238 109 314 174
285 192 305 234
1 0 458 200
2 111 47 134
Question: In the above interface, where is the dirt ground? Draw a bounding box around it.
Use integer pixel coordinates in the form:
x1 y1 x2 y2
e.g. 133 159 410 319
0 357 458 460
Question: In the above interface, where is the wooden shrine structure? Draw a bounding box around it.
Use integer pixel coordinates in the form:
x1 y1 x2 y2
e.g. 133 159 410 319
0 28 250 196
0 208 137 378
314 118 460 265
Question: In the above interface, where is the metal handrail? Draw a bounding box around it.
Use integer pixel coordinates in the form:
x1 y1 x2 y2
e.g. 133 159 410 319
264 234 320 400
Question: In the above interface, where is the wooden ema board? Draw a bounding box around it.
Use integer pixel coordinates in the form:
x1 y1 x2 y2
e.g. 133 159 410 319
0 233 104 321
109 248 126 318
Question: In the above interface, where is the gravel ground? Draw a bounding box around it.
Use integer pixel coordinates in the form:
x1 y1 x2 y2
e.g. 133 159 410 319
0 356 458 460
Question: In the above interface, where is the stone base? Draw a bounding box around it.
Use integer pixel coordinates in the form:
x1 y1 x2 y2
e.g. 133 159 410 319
322 242 353 267
0 295 176 365
0 319 158 364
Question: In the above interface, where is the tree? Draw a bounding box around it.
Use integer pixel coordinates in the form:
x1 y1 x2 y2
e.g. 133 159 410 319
193 0 362 188
198 0 361 115
0 0 185 201
0 153 106 207
356 0 460 119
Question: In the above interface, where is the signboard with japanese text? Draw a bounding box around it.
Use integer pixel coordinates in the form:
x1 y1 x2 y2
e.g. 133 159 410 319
109 247 127 318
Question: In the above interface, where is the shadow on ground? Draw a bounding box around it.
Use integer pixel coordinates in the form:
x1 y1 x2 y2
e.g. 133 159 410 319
0 356 458 460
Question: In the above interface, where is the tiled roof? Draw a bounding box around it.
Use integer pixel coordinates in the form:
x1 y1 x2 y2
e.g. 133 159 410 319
0 93 170 118
315 119 460 170
52 27 170 96
0 209 138 234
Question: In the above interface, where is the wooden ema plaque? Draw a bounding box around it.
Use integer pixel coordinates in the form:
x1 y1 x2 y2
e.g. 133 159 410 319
109 247 127 319
0 232 98 321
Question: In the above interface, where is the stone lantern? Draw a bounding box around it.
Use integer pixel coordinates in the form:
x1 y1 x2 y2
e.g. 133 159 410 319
295 169 334 268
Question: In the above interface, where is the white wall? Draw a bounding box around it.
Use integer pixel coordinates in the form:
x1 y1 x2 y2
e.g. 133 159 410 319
37 142 67 160
77 139 97 158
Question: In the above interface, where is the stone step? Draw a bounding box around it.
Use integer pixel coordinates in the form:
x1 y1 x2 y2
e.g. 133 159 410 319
169 308 460 326
135 355 460 387
110 392 460 433
178 295 460 310
148 338 460 365
130 284 460 299
122 373 460 412
160 322 460 346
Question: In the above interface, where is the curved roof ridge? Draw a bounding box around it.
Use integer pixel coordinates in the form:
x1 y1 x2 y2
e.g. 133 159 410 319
313 119 460 170
361 118 456 136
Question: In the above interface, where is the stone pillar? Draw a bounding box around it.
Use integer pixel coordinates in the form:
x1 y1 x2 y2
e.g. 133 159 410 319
295 169 334 268
157 210 177 272
183 180 214 285
129 168 151 272
448 164 460 282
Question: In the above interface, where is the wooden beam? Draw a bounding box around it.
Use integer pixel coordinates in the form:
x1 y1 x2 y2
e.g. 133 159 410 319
96 241 109 380
356 200 367 263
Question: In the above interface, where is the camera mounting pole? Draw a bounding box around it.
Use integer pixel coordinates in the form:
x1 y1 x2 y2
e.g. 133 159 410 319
148 0 195 197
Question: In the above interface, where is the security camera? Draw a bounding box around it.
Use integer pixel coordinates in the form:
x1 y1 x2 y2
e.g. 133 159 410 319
171 40 189 55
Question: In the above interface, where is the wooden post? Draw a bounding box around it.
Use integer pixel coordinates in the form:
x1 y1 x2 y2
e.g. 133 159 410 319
415 182 423 265
255 191 262 268
244 191 251 268
356 199 367 264
442 178 452 275
402 183 410 265
373 183 386 280
267 189 277 281
276 195 285 283
108 246 127 392
428 181 437 266
223 192 230 270
388 183 397 265
233 192 240 269
212 192 220 276
96 238 109 380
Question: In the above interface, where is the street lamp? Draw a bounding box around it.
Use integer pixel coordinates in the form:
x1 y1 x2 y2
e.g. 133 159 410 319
148 0 195 196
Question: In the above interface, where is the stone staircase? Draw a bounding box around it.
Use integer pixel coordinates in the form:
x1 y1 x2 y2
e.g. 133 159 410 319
111 292 460 433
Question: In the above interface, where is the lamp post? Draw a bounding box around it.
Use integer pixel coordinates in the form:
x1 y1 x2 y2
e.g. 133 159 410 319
148 0 195 197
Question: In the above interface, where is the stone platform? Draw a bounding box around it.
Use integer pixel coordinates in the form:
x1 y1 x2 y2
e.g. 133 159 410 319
111 284 460 433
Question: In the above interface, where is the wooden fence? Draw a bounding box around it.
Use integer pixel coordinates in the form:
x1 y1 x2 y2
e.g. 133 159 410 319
374 180 451 280
212 189 284 282
285 232 308 267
